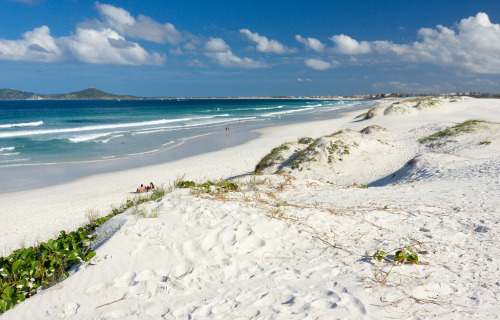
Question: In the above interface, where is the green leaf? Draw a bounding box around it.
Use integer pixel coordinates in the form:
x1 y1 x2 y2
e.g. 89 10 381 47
79 231 88 240
12 260 23 274
85 251 96 261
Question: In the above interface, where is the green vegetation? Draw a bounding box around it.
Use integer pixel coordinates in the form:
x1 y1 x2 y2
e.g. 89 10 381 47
394 247 419 264
298 137 314 144
0 89 39 100
289 139 318 170
326 140 349 164
479 141 492 145
254 143 290 174
372 247 419 265
355 112 368 119
175 180 239 194
0 186 165 314
419 120 488 144
49 88 137 100
175 180 196 188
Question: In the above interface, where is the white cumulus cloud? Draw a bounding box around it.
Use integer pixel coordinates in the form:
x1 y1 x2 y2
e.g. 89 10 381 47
96 2 182 45
304 58 331 70
63 27 165 65
330 34 371 54
295 35 325 52
0 26 63 62
386 12 500 73
203 37 266 68
240 29 296 54
204 37 230 52
327 12 500 74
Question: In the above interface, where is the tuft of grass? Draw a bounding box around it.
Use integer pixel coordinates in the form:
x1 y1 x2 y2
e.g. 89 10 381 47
419 120 487 144
355 112 368 119
479 140 491 145
254 143 290 174
298 137 314 144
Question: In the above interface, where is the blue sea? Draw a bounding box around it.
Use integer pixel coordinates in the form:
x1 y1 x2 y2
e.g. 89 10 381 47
0 99 372 191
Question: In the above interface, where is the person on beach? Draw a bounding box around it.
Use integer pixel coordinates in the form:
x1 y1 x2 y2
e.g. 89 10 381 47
150 182 155 190
139 184 146 193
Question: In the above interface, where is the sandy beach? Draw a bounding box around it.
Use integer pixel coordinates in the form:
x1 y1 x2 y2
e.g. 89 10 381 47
1 97 500 319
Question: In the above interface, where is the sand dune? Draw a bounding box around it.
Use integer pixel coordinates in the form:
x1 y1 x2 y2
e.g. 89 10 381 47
2 97 500 319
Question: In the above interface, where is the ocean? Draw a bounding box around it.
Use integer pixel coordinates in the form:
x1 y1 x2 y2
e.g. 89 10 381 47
0 99 372 191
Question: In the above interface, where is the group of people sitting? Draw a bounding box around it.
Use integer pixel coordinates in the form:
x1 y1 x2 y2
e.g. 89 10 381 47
136 182 155 193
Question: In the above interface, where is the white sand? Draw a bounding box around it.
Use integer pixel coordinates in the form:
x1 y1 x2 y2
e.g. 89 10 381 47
1 97 500 319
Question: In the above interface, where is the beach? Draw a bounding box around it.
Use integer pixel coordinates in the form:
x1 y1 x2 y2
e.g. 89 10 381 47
1 97 500 319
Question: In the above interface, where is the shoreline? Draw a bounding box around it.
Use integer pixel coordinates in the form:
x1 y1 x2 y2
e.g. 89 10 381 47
0 105 371 254
0 102 371 193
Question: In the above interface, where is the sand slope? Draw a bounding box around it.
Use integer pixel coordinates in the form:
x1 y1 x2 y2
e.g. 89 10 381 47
2 97 500 319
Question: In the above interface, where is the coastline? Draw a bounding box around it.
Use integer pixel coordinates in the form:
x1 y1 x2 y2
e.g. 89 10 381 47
2 97 500 319
0 100 371 193
0 105 371 254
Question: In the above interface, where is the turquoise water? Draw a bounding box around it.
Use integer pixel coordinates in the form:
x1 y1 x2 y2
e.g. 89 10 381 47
0 99 372 191
0 99 370 166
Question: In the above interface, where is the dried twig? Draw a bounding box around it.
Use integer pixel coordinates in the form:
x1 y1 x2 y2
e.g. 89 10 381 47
96 296 126 309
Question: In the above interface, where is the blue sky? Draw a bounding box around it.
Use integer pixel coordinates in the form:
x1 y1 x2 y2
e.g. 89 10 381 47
1 0 499 97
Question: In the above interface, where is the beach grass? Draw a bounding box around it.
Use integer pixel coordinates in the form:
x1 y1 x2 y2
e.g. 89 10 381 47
418 120 488 144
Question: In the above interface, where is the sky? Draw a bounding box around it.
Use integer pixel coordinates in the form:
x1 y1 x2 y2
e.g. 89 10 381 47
0 0 500 97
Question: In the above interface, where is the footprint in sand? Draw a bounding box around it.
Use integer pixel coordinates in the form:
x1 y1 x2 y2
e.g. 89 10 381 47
114 271 137 287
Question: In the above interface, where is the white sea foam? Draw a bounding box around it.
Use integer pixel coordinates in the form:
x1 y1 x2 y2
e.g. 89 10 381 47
0 152 20 156
100 134 124 143
254 106 283 110
0 158 30 164
0 115 235 139
0 118 194 139
69 133 112 143
133 129 166 135
0 121 44 129
263 107 314 117
127 149 160 156
0 147 15 152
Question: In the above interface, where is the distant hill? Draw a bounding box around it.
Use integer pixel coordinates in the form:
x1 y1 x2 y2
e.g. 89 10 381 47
0 88 139 100
48 88 138 100
0 89 42 100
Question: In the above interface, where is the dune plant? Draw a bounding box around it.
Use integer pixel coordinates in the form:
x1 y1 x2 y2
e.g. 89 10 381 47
418 120 487 144
0 185 165 314
254 143 291 174
372 247 419 265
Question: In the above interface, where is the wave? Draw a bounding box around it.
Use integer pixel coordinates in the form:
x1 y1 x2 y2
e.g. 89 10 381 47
254 105 284 110
0 118 194 139
0 147 15 152
0 121 44 129
100 134 124 143
0 114 235 139
263 107 314 117
0 158 30 164
69 133 112 143
0 152 20 156
127 149 161 156
162 140 175 146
